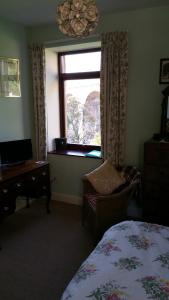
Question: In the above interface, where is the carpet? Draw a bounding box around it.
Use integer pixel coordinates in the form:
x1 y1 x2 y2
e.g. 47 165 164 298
0 200 94 300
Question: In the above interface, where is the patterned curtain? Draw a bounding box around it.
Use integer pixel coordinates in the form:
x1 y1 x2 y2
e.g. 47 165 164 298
29 45 47 161
100 32 128 165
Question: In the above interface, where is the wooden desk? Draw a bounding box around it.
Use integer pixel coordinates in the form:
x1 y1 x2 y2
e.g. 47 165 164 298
0 160 51 219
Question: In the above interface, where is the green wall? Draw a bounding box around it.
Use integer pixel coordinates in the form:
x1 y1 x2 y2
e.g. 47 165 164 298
0 18 33 142
99 7 169 167
1 6 169 199
27 5 169 198
48 154 101 198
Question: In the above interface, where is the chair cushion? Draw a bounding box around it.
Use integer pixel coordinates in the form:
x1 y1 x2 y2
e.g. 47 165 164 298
86 159 126 195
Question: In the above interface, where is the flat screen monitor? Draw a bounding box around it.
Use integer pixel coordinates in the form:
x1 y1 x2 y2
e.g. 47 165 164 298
0 139 33 166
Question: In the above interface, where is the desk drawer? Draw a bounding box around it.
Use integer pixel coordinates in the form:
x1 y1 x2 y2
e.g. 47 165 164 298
24 165 50 197
0 183 16 215
12 178 26 194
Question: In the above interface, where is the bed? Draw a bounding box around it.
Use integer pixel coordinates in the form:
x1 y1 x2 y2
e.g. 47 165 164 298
60 220 169 300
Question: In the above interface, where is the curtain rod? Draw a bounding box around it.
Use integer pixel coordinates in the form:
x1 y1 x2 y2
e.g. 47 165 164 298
44 33 101 46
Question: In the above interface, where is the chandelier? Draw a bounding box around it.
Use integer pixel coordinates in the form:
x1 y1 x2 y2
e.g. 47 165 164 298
57 0 99 37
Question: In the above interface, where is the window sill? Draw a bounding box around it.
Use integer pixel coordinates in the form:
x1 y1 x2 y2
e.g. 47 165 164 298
48 149 102 159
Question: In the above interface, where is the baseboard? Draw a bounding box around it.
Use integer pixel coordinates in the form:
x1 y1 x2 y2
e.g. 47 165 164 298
52 192 82 206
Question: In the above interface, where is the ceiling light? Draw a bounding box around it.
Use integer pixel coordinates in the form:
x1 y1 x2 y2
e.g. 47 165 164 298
57 0 99 37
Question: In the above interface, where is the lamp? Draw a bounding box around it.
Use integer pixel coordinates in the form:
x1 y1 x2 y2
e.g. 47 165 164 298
57 0 99 37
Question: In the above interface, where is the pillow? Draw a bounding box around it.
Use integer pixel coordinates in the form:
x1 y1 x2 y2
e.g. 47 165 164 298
86 160 126 195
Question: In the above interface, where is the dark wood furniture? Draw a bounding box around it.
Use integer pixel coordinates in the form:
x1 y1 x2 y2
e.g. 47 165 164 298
143 140 169 225
160 85 169 139
0 160 51 220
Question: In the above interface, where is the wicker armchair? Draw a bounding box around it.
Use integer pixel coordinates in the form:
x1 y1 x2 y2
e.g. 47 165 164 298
82 165 141 242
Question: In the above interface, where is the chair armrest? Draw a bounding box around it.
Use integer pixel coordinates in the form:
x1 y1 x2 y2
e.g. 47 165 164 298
96 180 138 213
94 180 136 200
82 175 97 194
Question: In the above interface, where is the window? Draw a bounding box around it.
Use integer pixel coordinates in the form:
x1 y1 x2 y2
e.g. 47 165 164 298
58 49 101 149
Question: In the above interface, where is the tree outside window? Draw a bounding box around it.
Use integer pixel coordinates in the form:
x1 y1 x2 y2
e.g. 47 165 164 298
58 49 101 148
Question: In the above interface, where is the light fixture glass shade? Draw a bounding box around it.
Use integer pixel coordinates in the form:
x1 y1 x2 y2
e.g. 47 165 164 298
57 0 99 37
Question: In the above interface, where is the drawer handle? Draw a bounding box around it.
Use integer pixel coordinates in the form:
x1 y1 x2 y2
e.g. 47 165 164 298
42 172 46 176
3 189 8 193
16 183 22 187
32 176 36 181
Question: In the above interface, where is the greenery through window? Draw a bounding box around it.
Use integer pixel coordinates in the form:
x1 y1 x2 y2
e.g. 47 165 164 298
58 49 101 148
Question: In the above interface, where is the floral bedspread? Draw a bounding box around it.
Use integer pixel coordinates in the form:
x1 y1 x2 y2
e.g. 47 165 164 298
60 221 169 300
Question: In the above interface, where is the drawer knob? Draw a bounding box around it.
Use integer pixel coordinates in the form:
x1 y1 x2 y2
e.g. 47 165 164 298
42 172 46 176
17 183 21 187
3 189 8 193
42 186 47 190
32 176 36 181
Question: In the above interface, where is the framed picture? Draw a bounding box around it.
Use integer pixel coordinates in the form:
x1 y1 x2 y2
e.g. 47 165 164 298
159 58 169 84
0 57 21 97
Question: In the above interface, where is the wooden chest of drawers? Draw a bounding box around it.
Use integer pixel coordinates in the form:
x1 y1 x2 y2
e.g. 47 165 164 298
143 140 169 225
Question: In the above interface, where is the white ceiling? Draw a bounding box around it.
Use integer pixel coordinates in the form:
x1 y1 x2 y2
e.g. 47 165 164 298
0 0 169 26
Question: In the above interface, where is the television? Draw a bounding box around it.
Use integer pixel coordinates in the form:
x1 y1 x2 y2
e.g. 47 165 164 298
0 139 33 167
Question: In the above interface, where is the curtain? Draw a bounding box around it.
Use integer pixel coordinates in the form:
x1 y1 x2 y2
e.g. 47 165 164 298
100 32 128 165
29 45 47 161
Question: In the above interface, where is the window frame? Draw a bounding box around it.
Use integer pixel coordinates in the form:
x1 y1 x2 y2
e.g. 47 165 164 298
58 48 101 151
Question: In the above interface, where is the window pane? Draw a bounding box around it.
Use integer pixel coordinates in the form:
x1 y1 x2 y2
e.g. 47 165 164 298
62 52 101 73
64 79 100 145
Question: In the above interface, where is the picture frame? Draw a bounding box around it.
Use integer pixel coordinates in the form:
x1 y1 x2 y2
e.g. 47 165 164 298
0 57 21 97
159 58 169 84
